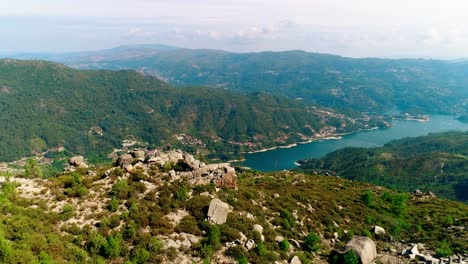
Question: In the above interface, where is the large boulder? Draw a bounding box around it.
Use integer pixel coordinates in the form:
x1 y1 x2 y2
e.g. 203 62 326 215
207 198 229 225
211 165 237 189
118 154 133 167
131 149 146 161
69 156 85 167
166 150 184 163
345 236 377 264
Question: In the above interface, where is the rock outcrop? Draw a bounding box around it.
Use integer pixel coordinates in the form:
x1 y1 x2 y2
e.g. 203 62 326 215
116 149 237 189
69 156 88 169
207 198 229 225
345 236 377 264
117 153 134 167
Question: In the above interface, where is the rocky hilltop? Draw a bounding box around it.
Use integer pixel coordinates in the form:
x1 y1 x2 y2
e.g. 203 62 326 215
0 149 466 263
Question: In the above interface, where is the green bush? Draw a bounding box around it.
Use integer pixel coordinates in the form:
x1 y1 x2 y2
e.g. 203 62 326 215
111 179 130 199
362 190 373 207
108 196 119 212
279 239 290 251
303 231 321 252
207 224 221 250
0 237 12 263
435 240 452 258
131 246 150 264
24 158 43 179
175 215 201 236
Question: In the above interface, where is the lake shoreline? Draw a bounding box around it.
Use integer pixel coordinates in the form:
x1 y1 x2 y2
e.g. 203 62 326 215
239 115 468 172
243 126 381 154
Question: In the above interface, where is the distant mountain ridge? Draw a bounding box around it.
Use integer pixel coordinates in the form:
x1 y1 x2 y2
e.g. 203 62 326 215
7 44 468 114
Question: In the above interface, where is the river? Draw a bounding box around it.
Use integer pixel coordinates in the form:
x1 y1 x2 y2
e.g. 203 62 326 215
238 115 468 172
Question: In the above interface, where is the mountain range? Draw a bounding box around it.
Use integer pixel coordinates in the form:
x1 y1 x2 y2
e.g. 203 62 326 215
0 59 386 162
7 44 468 114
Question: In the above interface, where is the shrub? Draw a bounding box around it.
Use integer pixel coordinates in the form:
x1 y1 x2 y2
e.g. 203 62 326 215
24 158 43 179
0 237 12 263
279 239 290 251
175 215 201 236
256 243 267 257
187 195 211 221
131 247 150 264
112 179 130 199
435 240 452 258
238 255 248 264
362 190 373 207
108 196 119 212
225 245 246 259
330 250 359 264
148 237 163 253
207 224 221 250
303 231 321 252
102 235 121 258
61 203 76 219
176 184 188 201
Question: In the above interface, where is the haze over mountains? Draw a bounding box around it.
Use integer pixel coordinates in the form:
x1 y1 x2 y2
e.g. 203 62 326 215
7 44 468 114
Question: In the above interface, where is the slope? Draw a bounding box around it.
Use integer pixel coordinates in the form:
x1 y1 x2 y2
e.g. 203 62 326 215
0 59 386 162
297 131 468 201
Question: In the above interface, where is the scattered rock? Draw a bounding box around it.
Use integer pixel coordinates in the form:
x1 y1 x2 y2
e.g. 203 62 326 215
428 191 437 198
345 236 377 264
413 189 423 196
253 224 264 234
333 232 339 240
371 225 386 235
245 239 256 250
165 239 180 249
274 193 280 198
124 164 134 173
288 239 301 249
402 244 419 256
275 236 284 242
253 224 264 241
290 256 302 264
239 232 248 242
207 198 229 225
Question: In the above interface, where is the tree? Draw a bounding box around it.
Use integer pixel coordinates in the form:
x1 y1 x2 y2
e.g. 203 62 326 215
24 158 43 178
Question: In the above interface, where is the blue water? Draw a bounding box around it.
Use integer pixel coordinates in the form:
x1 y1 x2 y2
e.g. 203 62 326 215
239 115 468 171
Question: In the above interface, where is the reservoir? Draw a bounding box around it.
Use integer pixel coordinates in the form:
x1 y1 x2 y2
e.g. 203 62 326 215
239 115 468 172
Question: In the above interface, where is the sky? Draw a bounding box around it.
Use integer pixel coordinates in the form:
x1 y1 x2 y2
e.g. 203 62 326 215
2 0 468 58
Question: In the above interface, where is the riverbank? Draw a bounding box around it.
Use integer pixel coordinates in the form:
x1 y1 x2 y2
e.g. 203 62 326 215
244 126 381 154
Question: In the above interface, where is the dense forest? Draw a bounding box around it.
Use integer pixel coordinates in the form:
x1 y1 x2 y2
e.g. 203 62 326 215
297 131 468 201
12 45 468 114
0 59 386 162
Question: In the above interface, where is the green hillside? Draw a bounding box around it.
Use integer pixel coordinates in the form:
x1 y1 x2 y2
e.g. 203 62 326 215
20 46 468 114
0 59 386 162
0 166 466 263
297 131 468 201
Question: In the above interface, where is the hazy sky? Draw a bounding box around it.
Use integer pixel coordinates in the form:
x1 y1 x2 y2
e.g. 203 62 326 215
2 0 468 58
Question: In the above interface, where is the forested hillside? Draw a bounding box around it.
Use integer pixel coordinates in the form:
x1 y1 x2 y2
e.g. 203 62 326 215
297 131 468 201
15 46 468 114
0 59 385 162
